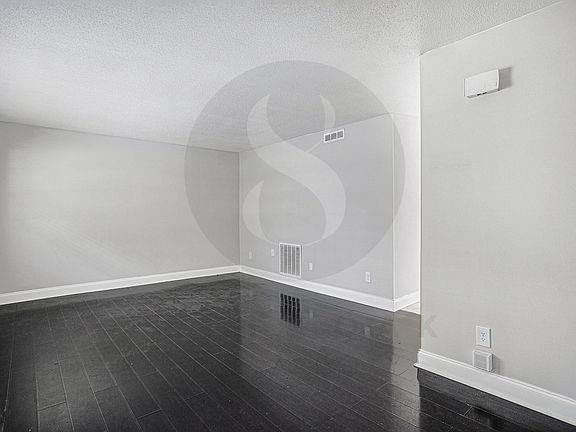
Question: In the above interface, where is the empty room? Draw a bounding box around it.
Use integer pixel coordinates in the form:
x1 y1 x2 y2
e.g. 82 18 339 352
1 1 575 431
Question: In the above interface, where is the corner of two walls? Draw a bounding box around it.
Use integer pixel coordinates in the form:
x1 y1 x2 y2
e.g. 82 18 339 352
392 112 421 306
0 76 421 314
238 113 421 309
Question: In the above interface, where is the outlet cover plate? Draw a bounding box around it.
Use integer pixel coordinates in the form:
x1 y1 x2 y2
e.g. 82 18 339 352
476 326 491 348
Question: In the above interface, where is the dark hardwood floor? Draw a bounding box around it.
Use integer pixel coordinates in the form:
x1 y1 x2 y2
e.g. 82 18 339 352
0 273 574 432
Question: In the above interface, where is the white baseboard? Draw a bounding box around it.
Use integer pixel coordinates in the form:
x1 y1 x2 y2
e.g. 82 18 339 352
417 350 576 426
0 265 241 305
1 264 416 314
240 265 398 311
393 290 420 311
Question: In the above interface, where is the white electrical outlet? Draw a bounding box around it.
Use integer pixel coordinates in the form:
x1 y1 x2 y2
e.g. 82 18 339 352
248 251 253 260
476 326 491 348
270 248 275 257
308 262 313 271
365 272 371 283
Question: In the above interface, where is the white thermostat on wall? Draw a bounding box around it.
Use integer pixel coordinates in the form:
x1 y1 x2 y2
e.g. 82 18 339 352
465 69 500 98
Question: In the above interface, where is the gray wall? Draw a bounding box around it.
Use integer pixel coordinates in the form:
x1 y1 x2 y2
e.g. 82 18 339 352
0 122 239 294
240 113 420 301
421 1 576 400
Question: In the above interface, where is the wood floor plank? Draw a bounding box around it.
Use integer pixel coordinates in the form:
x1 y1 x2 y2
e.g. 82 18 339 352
60 356 106 432
36 362 66 410
38 402 72 432
95 386 141 432
5 366 37 432
140 372 209 432
186 392 250 432
138 411 176 432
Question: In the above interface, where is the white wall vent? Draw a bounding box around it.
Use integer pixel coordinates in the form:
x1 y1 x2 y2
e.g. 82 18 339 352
323 129 345 143
473 350 493 372
279 243 302 278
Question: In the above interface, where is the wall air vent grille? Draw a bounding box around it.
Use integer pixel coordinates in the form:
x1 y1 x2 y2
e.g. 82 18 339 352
323 129 345 143
473 350 493 372
279 243 302 278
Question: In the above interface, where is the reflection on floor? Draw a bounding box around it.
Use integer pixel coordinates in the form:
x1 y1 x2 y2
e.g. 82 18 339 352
0 273 573 432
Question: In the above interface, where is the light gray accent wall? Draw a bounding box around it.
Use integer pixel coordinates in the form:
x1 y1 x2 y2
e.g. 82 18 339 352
0 122 239 294
240 114 420 301
421 1 576 400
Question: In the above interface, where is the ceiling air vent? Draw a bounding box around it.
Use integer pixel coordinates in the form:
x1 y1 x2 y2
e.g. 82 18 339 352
323 129 345 143
279 243 301 278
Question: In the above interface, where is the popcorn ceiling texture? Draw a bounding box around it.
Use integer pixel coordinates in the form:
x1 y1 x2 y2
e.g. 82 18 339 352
0 0 559 150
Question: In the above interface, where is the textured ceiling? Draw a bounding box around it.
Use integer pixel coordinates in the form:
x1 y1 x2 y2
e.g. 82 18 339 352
0 0 559 151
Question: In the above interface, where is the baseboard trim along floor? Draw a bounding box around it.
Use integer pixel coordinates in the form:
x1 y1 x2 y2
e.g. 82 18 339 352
392 290 421 311
0 265 421 312
0 265 241 305
240 265 411 311
416 349 576 426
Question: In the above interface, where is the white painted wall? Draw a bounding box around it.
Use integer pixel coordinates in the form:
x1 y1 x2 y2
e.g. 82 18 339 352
0 122 239 294
240 113 420 304
421 0 576 402
0 110 420 308
393 113 421 300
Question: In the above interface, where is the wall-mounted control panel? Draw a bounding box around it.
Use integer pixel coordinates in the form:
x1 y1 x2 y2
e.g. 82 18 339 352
465 69 500 98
